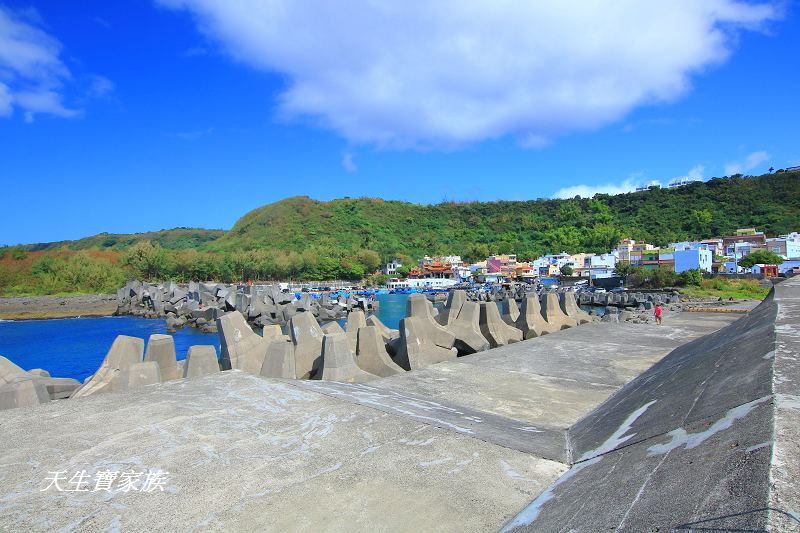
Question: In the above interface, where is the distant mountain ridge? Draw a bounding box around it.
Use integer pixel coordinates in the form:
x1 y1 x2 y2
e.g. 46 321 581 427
22 171 800 260
26 228 225 252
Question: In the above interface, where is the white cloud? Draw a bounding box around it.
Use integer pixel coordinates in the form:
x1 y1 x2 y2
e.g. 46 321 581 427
724 150 771 175
687 164 705 181
553 162 712 198
552 178 662 199
0 6 81 120
0 82 12 116
158 0 779 149
342 152 357 173
88 75 114 98
518 134 550 150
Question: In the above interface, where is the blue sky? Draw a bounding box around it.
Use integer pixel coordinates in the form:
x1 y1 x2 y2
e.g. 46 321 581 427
0 1 798 245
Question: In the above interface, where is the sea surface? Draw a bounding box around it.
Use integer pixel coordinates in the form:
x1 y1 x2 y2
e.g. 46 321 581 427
0 294 411 382
0 293 600 382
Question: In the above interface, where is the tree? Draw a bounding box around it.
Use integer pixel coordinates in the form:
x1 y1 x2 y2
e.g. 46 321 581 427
121 241 170 280
356 249 381 273
560 265 573 276
679 268 703 286
365 273 390 286
614 260 633 278
738 249 784 269
395 265 413 278
463 243 490 264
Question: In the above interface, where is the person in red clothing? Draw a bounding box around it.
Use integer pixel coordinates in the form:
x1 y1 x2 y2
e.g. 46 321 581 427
654 303 663 325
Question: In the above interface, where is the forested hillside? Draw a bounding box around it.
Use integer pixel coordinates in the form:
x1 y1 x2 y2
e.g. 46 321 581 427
212 171 800 261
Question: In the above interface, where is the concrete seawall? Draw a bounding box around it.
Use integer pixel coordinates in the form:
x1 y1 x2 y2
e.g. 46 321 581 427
0 278 796 531
504 276 800 532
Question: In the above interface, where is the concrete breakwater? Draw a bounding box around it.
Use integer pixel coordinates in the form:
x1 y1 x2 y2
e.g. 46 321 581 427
1 289 598 410
450 284 682 324
115 280 683 334
0 278 791 531
114 280 380 333
452 284 681 310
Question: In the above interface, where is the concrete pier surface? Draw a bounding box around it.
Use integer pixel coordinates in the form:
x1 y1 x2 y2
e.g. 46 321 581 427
0 278 797 532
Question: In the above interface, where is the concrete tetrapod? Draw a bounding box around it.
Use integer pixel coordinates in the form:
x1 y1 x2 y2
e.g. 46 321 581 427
183 346 220 378
406 293 439 319
0 376 50 410
41 376 82 399
260 340 297 379
217 311 269 373
559 292 592 325
0 356 28 385
322 321 345 335
71 335 145 398
0 356 79 405
289 312 325 379
514 295 559 339
261 324 284 340
319 333 378 383
504 298 521 325
355 326 404 377
143 334 180 381
447 301 491 355
0 357 51 410
437 290 467 326
345 309 367 352
479 302 523 348
540 293 578 330
119 361 162 390
393 316 458 371
366 315 399 342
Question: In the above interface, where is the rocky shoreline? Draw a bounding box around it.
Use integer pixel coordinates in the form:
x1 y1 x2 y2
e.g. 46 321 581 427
0 294 118 320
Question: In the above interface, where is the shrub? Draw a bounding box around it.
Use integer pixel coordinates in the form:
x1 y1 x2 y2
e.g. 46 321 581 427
10 246 27 260
679 268 703 286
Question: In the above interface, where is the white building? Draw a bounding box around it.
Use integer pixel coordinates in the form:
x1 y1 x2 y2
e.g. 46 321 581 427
387 278 457 289
767 233 800 260
670 241 703 251
667 178 698 189
382 259 402 276
674 248 713 273
588 253 618 278
453 265 472 281
442 255 464 267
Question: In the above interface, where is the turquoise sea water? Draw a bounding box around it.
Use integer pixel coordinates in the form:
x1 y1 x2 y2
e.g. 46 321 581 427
0 294 411 382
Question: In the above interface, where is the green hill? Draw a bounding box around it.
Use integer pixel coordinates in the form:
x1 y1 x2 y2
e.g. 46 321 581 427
26 228 225 252
18 170 800 263
5 170 798 290
210 171 800 261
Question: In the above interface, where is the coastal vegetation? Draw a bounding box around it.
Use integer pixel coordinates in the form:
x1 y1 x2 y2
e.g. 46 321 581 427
678 278 770 301
0 251 126 296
